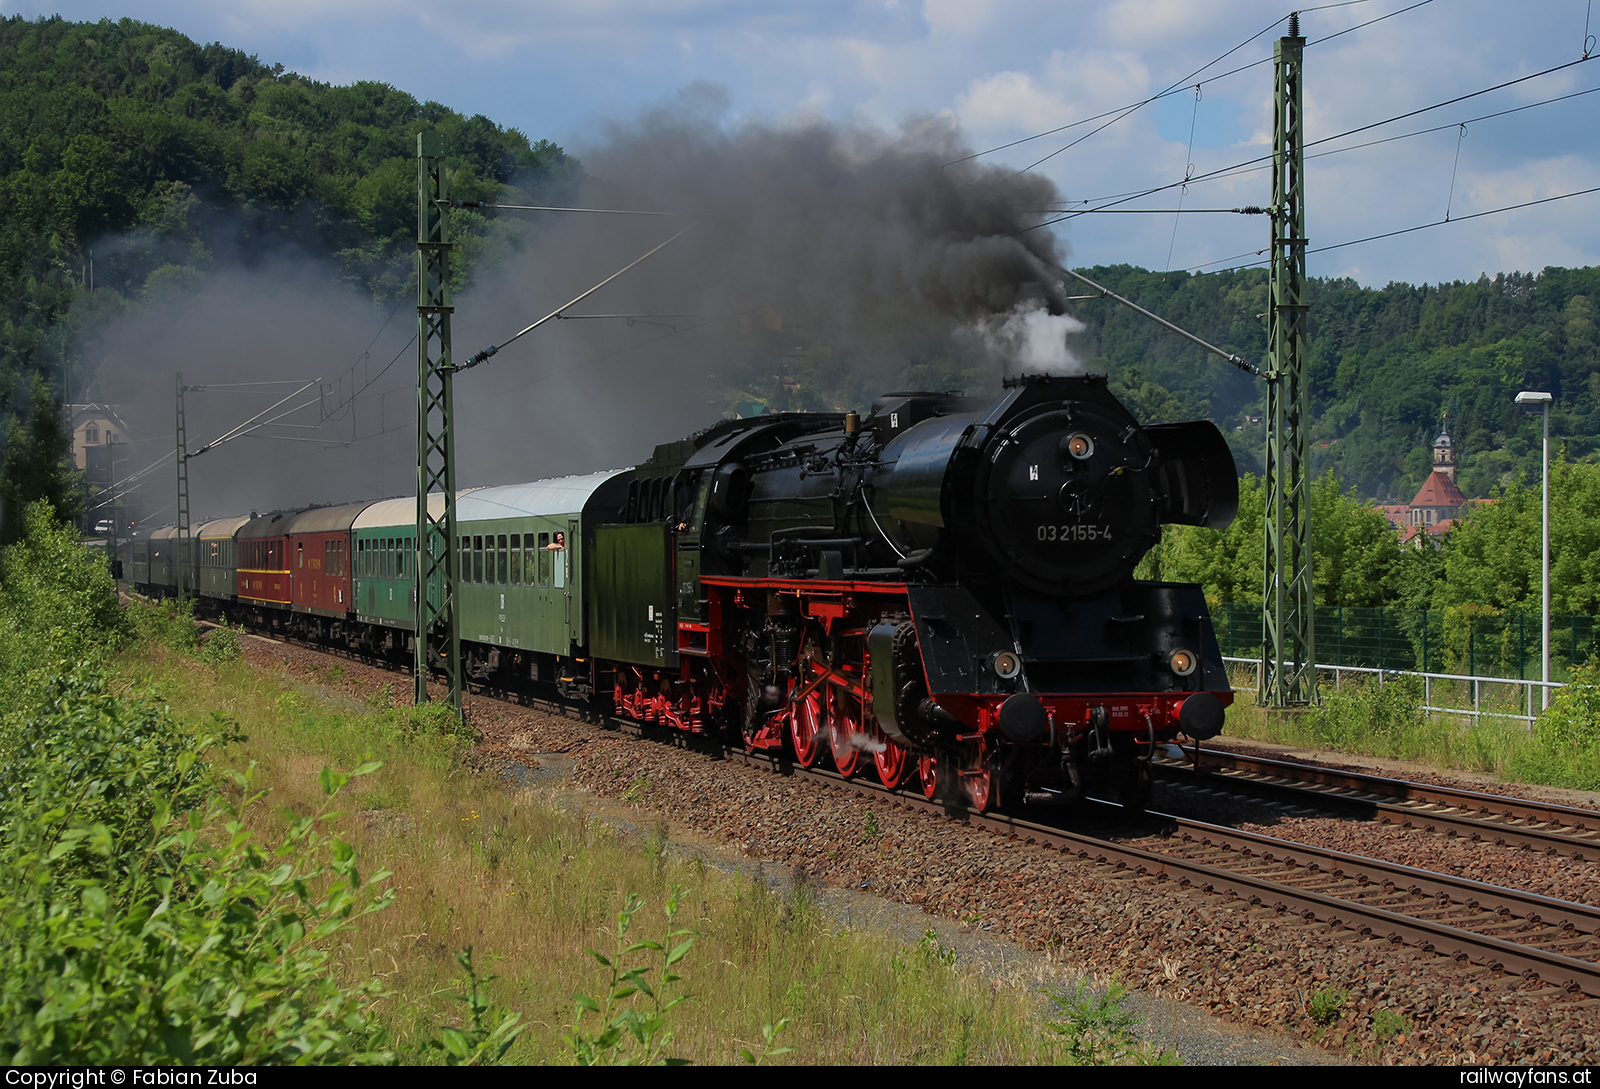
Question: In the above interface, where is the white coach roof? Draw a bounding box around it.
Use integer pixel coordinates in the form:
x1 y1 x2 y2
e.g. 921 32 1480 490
351 489 479 531
455 470 630 523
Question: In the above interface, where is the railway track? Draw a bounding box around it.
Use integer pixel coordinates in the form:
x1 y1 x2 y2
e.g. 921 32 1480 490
243 625 1600 1000
1157 748 1600 862
702 737 1600 1000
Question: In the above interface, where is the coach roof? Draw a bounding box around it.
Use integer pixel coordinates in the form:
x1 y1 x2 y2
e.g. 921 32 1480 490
456 470 629 524
285 500 374 535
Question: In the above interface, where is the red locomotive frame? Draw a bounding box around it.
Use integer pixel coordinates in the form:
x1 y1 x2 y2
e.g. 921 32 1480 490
605 574 1234 810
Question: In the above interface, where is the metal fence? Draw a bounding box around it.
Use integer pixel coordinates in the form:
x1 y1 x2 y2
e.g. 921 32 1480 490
1222 656 1563 727
1214 603 1600 681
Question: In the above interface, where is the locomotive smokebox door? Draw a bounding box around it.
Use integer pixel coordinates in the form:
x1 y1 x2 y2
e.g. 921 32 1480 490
592 522 677 667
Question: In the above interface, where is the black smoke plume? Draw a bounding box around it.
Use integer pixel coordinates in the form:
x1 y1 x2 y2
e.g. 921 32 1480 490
83 87 1076 522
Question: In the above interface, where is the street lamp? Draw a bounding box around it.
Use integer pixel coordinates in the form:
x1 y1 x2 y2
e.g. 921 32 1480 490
1515 390 1552 710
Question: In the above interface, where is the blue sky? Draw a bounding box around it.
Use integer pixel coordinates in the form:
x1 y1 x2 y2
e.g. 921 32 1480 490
11 0 1600 288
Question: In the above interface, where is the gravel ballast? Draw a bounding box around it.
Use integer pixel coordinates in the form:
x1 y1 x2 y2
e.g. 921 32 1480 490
241 637 1600 1065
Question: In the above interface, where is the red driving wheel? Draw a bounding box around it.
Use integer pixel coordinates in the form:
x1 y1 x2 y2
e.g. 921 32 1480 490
828 689 860 777
875 734 911 788
789 689 823 767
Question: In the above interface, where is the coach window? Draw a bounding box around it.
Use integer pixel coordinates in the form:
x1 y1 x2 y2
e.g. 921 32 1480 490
509 535 521 585
497 534 508 585
536 532 551 586
469 535 480 584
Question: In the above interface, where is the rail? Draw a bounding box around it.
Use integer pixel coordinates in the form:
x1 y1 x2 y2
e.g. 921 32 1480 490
1223 656 1566 727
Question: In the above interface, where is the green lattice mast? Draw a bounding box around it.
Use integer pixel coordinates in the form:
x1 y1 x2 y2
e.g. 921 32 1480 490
1261 15 1316 707
176 372 191 600
414 132 463 719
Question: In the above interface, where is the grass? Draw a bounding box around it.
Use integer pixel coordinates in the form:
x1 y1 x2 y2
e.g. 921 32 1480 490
1220 664 1600 792
112 638 1167 1065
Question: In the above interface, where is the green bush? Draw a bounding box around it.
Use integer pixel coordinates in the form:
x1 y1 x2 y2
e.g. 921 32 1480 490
0 671 395 1065
1308 985 1348 1026
199 621 244 665
1510 659 1600 790
1046 978 1176 1065
1311 674 1425 755
127 595 200 654
0 501 126 752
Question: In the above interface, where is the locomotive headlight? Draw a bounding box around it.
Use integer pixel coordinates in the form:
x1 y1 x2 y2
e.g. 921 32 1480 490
991 651 1023 680
1063 433 1095 460
1168 648 1198 676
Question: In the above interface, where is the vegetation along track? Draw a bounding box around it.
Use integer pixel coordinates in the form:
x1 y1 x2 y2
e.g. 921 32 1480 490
237 621 1600 1005
1158 749 1600 862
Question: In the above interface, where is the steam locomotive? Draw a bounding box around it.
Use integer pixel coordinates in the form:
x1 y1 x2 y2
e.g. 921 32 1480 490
134 372 1238 811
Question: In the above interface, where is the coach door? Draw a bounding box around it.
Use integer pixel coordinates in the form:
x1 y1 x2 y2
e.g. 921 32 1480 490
563 518 578 646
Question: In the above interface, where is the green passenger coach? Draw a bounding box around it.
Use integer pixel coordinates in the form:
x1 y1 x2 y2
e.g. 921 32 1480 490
452 472 631 670
352 492 454 631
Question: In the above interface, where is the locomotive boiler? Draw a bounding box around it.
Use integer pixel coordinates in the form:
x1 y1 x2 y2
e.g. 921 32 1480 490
592 372 1239 810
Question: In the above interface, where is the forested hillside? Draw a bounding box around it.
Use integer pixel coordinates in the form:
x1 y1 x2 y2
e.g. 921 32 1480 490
2 13 1598 538
0 15 577 539
1067 265 1600 503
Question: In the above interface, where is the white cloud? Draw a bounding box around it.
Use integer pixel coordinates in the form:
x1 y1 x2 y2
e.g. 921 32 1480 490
956 49 1149 134
920 0 1002 37
1099 0 1241 46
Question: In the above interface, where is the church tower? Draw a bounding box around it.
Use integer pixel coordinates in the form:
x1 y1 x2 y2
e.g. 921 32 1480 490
1432 415 1456 482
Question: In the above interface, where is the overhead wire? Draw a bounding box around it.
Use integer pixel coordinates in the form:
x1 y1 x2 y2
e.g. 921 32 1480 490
1181 184 1600 275
1026 53 1600 238
1165 84 1204 270
1044 80 1600 217
984 0 1434 181
457 222 697 370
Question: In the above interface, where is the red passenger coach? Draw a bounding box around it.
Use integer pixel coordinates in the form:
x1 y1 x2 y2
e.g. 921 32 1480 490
236 509 300 609
285 503 365 617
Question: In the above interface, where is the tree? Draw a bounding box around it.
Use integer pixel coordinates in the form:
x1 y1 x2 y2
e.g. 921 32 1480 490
0 374 80 546
1439 460 1600 616
1138 471 1406 608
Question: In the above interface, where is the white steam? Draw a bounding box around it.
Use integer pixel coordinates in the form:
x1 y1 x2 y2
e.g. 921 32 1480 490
976 300 1087 375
